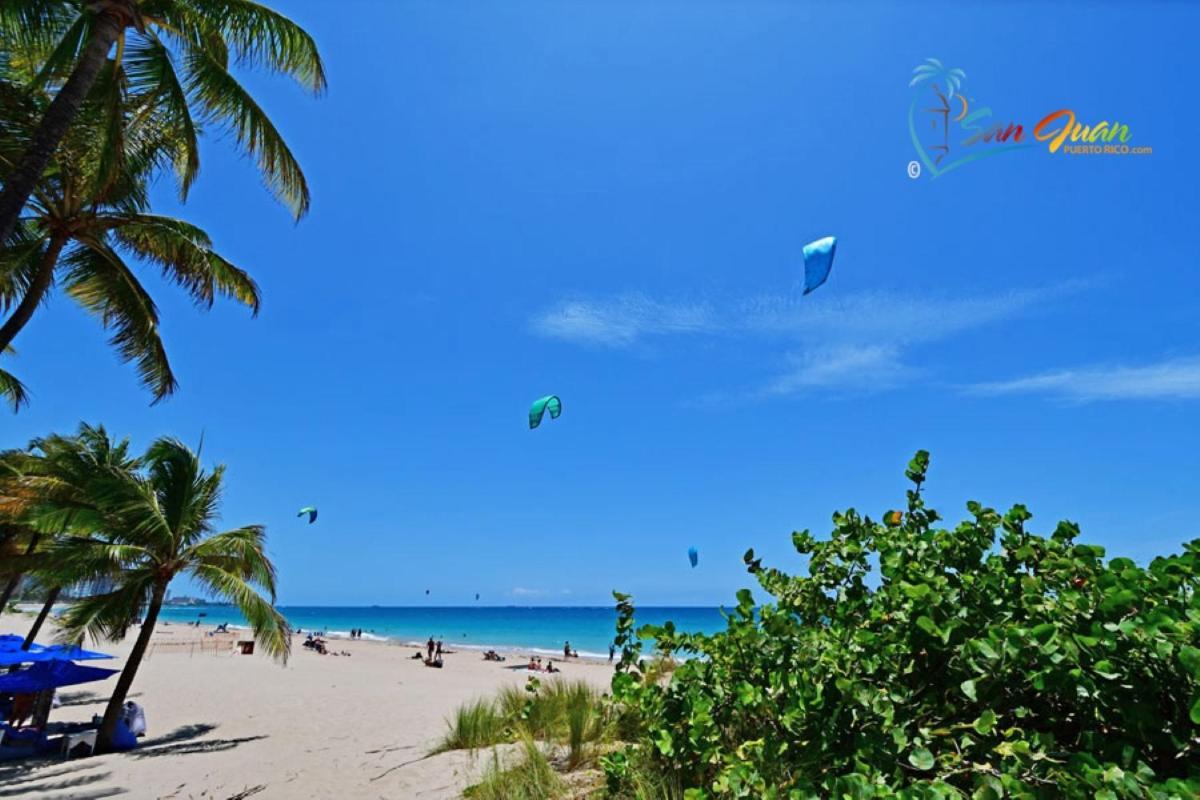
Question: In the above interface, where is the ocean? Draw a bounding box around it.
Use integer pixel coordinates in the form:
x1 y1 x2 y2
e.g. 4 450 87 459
156 605 727 659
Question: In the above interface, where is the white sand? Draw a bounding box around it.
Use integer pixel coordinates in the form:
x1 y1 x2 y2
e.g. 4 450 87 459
0 612 614 799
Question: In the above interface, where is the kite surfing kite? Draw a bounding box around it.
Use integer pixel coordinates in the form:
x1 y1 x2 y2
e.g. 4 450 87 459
801 236 837 295
688 546 699 568
297 507 318 524
529 395 562 429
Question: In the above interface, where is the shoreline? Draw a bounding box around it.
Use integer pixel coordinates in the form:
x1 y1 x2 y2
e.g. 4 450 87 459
0 612 616 799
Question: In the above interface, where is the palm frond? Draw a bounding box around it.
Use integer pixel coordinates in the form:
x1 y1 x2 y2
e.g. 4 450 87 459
142 436 222 547
27 12 91 90
184 525 276 598
183 47 309 217
190 563 290 663
56 574 157 645
107 213 260 314
171 0 326 92
60 240 179 402
0 354 29 412
123 33 202 197
0 225 48 313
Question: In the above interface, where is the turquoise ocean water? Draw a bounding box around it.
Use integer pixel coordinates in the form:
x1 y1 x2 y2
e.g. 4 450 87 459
156 606 726 659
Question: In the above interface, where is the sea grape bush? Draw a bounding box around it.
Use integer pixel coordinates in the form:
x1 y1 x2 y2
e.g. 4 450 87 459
606 452 1200 799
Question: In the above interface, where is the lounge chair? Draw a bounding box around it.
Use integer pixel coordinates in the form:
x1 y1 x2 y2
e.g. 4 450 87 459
62 728 98 759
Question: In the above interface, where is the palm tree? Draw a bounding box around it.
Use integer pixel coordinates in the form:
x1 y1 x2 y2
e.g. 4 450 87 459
1 425 139 649
40 434 289 753
0 60 261 399
0 0 325 249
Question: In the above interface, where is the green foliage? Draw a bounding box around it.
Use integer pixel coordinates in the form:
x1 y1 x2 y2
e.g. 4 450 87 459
436 678 610 758
607 452 1200 798
436 698 508 753
464 737 564 800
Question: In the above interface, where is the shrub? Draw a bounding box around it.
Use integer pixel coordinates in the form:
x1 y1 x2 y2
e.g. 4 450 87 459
607 451 1200 798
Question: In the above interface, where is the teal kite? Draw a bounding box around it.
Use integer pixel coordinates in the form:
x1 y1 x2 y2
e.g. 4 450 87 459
529 395 562 429
297 506 317 524
802 236 837 295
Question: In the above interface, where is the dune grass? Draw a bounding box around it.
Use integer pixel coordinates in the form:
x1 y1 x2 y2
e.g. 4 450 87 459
464 737 564 800
434 697 508 752
436 678 609 758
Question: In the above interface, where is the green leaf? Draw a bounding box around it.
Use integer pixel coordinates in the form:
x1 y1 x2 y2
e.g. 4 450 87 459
1190 697 1200 726
973 709 997 735
1180 645 1200 677
908 747 935 771
960 679 977 702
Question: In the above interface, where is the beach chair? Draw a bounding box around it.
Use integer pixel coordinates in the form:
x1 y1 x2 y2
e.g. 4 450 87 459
62 728 98 760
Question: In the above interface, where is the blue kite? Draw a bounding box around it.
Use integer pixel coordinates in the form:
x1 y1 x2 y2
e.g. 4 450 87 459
298 506 318 524
688 546 699 568
802 236 837 295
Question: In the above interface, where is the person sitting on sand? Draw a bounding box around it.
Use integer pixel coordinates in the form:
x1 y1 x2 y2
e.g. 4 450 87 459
527 657 538 671
546 661 559 674
411 650 424 659
424 656 443 668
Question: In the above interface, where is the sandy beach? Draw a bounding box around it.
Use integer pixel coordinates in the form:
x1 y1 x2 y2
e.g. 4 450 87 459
0 612 614 799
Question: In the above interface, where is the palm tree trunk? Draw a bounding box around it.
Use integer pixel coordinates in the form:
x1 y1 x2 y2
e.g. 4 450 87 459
0 7 128 250
95 579 166 754
0 533 41 609
21 586 61 649
0 235 67 350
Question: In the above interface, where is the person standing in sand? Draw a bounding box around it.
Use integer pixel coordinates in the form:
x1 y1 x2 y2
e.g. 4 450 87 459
427 636 435 660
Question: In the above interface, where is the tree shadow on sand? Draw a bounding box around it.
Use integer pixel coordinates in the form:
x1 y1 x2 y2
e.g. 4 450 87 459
128 723 267 759
0 762 125 798
55 690 143 708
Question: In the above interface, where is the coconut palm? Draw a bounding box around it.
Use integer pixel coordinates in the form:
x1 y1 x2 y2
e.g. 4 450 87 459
0 61 261 399
0 425 139 649
0 0 325 249
39 434 289 752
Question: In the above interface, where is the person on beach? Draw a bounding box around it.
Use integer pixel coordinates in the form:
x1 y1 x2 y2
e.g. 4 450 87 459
435 639 443 658
427 636 435 660
564 641 571 658
609 644 615 662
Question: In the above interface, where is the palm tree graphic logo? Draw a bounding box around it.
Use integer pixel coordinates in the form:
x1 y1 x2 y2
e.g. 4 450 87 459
907 58 1029 179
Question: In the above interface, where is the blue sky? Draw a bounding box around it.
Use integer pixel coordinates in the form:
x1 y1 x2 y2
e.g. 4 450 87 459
5 1 1200 606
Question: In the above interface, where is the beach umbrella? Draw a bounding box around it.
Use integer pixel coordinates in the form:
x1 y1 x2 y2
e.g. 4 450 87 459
529 395 562 430
688 546 699 568
297 506 318 524
801 236 837 295
0 660 119 693
0 643 115 667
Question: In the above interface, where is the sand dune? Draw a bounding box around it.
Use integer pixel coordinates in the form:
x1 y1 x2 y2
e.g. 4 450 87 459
0 613 614 799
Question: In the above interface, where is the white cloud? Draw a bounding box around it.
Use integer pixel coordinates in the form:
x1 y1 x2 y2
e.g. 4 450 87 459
762 345 908 396
530 294 714 347
534 282 1086 395
968 356 1200 401
510 587 546 597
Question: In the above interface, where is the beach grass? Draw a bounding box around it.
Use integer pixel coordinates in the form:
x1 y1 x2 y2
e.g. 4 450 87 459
435 698 508 752
436 678 610 759
464 737 563 800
